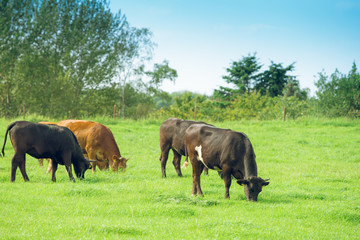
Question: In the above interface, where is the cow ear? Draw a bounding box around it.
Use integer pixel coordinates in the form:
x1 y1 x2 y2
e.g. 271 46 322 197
112 155 118 162
237 179 249 186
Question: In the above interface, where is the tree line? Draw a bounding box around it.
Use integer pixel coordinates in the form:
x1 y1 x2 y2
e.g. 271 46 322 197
154 57 359 121
1 0 359 120
0 0 176 119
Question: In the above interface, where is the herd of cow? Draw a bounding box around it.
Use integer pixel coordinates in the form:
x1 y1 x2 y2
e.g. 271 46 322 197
1 117 269 201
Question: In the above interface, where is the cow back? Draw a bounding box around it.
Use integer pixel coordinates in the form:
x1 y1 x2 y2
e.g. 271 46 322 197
10 121 82 162
160 118 211 156
57 120 122 160
185 124 257 177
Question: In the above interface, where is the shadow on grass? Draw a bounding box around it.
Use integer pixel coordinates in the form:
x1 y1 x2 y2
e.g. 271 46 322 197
259 197 292 204
94 225 145 236
81 177 106 184
154 194 220 207
259 190 331 204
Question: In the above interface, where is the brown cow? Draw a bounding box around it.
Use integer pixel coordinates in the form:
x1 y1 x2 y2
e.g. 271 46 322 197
39 120 128 172
185 124 269 201
159 118 211 178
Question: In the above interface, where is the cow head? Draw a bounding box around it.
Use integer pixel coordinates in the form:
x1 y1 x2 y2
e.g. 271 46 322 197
237 177 270 202
112 155 129 172
73 159 93 179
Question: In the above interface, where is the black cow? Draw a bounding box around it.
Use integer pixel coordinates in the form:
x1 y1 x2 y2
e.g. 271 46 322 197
159 118 212 178
1 121 93 182
184 124 269 201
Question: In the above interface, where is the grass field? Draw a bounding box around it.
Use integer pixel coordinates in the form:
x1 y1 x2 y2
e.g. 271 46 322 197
0 117 359 239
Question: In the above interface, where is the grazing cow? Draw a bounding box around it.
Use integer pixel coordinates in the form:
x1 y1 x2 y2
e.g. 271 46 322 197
37 121 58 173
159 118 211 178
185 124 269 201
46 120 128 172
1 121 93 182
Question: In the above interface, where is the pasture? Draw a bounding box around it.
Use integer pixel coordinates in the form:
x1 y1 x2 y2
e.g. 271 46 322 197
0 117 359 239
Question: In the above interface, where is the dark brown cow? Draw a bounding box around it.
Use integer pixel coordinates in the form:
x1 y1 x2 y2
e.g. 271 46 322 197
185 124 269 201
1 121 93 182
159 118 211 178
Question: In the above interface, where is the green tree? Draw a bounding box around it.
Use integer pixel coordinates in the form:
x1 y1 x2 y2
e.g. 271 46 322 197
54 0 124 117
114 24 154 118
315 62 360 117
146 60 177 94
214 53 262 101
0 0 34 117
283 77 309 100
0 0 155 118
254 61 295 97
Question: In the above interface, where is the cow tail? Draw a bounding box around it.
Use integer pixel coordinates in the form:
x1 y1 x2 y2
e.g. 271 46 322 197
2 122 16 157
182 145 189 168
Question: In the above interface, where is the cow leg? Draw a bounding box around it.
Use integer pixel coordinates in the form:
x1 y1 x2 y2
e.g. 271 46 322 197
172 150 183 177
160 145 171 178
46 159 52 174
62 152 75 182
203 167 209 176
222 166 232 199
10 155 19 182
87 152 97 173
11 153 28 182
192 161 205 197
18 156 29 182
65 164 75 182
51 161 58 182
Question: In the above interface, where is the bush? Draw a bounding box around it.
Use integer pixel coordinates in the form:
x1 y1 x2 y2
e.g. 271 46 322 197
152 91 312 121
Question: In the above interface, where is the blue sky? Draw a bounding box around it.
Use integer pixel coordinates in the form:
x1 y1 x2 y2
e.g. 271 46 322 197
109 0 360 96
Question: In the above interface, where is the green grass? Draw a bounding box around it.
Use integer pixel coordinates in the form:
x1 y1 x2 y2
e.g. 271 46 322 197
0 117 359 239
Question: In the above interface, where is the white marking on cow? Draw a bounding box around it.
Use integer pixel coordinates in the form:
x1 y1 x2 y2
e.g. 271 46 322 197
195 145 210 169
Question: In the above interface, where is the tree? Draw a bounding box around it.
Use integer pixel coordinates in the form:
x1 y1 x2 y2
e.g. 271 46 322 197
282 77 309 100
114 23 154 118
254 61 295 97
0 0 34 117
145 60 177 95
0 0 155 118
315 62 360 117
214 53 262 101
214 53 297 101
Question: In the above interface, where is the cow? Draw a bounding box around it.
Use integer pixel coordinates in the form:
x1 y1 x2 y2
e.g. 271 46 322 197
1 121 93 182
41 120 128 172
159 117 211 178
184 124 269 201
37 121 58 173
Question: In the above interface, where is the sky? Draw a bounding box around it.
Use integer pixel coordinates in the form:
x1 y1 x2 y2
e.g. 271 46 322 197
109 0 360 96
